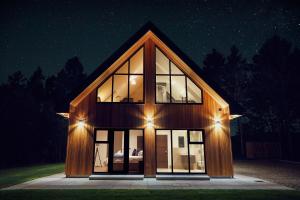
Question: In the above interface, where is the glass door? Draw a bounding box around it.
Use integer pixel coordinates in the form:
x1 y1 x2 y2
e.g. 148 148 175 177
93 129 144 174
112 130 127 173
93 130 109 173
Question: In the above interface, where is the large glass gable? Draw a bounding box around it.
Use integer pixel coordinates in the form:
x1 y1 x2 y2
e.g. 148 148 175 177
97 47 144 103
155 47 202 103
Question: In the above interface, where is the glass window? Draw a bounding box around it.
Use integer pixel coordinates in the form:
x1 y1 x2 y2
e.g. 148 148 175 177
190 131 203 142
94 143 109 172
187 78 202 103
172 130 189 173
97 47 144 103
113 75 128 102
156 76 170 103
113 131 124 171
97 77 112 102
156 130 172 173
156 129 205 174
171 62 183 74
96 130 108 141
129 130 144 173
156 48 169 74
129 75 143 102
189 144 205 173
130 48 143 74
155 47 202 104
171 76 186 103
116 62 128 74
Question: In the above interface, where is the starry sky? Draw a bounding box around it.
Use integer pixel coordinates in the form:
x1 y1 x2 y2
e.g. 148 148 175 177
1 0 300 82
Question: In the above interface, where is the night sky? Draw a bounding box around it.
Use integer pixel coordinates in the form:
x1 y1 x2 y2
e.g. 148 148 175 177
1 0 299 82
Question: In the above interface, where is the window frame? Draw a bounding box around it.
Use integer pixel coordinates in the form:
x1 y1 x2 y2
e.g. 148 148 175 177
155 46 203 105
96 46 145 104
155 129 206 175
92 128 145 174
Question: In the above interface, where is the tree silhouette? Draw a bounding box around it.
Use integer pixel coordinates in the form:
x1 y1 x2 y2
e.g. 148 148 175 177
249 35 300 159
203 48 225 86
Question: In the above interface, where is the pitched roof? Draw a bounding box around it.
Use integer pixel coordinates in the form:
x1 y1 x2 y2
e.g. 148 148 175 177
69 22 244 114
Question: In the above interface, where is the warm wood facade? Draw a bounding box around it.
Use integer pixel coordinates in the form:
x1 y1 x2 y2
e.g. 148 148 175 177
65 26 234 178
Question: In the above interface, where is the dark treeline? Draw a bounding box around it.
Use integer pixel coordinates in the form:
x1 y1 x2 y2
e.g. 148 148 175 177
0 57 86 168
203 35 300 161
0 35 300 168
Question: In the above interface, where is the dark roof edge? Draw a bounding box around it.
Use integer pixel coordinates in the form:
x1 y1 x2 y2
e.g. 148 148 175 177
69 21 244 114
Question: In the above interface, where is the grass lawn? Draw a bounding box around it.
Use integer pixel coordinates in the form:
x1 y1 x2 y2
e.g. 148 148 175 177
0 189 300 200
0 163 64 189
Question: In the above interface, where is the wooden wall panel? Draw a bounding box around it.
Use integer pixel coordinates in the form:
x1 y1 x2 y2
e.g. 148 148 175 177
65 37 233 177
65 90 96 177
143 39 156 177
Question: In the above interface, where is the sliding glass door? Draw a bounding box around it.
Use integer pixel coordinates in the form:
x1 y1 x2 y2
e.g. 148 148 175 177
156 129 206 174
93 129 144 174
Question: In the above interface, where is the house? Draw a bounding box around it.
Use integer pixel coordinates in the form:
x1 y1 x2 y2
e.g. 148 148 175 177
62 22 242 178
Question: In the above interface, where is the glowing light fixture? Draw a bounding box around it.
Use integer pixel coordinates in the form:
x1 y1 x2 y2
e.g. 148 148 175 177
77 119 85 128
146 116 153 128
215 119 221 128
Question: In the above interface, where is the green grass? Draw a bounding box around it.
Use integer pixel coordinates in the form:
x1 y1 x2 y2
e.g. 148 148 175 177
0 163 64 189
0 190 300 200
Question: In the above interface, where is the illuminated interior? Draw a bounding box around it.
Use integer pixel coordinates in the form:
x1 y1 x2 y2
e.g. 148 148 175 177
155 48 202 103
97 47 144 103
156 130 205 173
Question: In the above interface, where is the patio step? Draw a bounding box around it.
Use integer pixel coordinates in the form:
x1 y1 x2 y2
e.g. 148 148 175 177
156 174 210 180
89 174 144 180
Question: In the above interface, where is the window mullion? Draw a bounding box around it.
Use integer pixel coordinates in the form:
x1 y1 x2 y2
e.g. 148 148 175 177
185 76 188 103
128 60 130 102
169 60 171 103
111 75 114 102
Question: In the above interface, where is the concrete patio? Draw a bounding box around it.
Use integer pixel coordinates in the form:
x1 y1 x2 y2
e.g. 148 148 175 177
2 173 292 190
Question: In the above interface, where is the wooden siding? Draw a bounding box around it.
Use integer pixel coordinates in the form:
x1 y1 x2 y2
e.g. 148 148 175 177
65 38 233 177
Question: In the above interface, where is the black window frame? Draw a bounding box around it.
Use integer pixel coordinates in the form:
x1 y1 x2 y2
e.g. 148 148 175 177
155 129 206 175
155 46 203 104
92 128 145 175
96 46 145 104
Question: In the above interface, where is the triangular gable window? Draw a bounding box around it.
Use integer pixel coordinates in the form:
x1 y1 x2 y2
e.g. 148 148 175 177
155 47 202 103
97 47 144 103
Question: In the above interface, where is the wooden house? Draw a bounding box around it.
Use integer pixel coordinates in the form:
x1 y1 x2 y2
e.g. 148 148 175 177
62 22 242 178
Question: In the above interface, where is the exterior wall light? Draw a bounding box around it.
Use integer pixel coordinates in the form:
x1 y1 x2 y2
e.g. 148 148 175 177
77 119 86 128
215 119 221 128
146 117 153 128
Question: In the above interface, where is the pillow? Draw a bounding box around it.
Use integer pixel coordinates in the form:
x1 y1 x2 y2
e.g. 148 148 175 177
138 150 143 156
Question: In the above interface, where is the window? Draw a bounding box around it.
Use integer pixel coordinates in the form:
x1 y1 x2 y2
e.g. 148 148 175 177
97 47 144 103
93 129 144 174
129 130 144 173
172 130 189 173
156 129 205 174
94 130 109 172
155 47 202 104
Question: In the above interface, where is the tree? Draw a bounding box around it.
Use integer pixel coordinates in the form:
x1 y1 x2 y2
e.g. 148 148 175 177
249 35 300 159
203 48 225 86
46 57 86 112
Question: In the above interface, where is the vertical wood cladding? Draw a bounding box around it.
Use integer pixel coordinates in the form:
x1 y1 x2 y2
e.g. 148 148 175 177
65 38 233 177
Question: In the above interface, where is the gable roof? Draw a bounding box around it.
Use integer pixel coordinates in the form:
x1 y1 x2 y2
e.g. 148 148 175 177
68 22 243 114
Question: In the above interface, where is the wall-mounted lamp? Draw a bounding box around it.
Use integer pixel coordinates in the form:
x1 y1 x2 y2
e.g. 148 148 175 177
215 119 221 128
146 116 153 128
77 119 86 128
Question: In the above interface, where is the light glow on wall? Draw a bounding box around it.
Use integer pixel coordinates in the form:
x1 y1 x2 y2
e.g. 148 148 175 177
77 119 86 128
146 116 153 128
215 119 221 128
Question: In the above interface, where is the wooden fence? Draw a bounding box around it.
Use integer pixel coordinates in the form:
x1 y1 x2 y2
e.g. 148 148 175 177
246 142 280 159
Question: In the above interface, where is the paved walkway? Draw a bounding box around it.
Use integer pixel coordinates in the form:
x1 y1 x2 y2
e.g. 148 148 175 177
234 160 300 190
2 173 291 190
